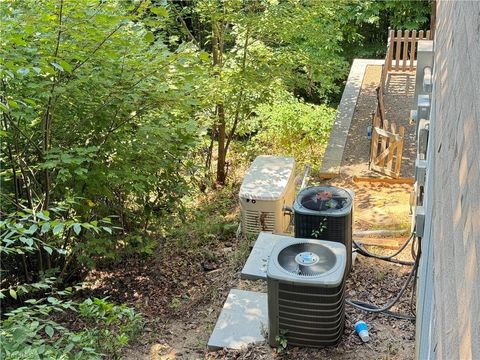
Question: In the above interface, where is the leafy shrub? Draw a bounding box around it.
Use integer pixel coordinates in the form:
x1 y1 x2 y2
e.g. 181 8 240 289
252 92 335 171
0 205 114 288
0 296 142 360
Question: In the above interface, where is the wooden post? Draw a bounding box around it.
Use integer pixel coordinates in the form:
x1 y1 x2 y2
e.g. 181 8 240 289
370 126 378 169
395 30 402 71
402 30 409 71
395 126 405 177
387 123 397 171
387 29 395 71
410 30 417 71
426 30 431 40
379 119 389 167
419 30 424 40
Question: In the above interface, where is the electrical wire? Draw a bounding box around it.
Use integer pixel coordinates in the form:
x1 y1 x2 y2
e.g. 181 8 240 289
346 300 415 320
346 255 418 318
346 231 421 320
353 232 416 266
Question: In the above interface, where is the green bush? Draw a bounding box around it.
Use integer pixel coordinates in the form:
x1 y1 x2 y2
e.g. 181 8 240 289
0 296 143 360
252 92 335 171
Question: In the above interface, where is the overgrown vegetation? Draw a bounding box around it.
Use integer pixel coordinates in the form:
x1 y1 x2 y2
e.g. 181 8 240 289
1 0 431 357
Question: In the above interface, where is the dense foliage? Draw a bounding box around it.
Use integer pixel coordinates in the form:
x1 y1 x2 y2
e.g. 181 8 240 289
1 0 430 357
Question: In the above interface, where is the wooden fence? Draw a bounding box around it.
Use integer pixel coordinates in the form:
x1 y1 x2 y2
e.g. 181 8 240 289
369 82 404 178
370 118 405 178
370 29 431 178
385 29 432 72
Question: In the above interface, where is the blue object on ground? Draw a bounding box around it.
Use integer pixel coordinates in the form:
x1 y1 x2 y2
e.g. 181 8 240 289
355 320 370 342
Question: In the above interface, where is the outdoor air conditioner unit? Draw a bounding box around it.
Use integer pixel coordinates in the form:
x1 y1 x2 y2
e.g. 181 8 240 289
239 155 296 236
417 119 430 160
293 186 353 272
267 237 347 348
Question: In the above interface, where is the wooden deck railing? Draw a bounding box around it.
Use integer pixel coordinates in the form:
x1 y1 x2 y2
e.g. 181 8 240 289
379 29 432 98
385 29 432 72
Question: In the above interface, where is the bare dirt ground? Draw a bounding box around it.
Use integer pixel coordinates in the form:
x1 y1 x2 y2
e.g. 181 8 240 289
84 233 416 360
82 65 418 360
341 65 416 178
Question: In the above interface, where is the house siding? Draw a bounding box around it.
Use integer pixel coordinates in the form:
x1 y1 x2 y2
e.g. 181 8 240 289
418 1 480 359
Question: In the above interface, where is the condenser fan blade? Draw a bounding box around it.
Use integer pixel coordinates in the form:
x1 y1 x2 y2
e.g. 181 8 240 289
277 242 337 276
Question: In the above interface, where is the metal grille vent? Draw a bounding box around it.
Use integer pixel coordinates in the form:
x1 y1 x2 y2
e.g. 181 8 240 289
243 210 275 234
277 242 336 277
267 238 347 348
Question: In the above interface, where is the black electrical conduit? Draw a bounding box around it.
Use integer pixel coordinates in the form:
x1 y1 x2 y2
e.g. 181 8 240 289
346 257 418 321
345 231 420 320
352 231 416 266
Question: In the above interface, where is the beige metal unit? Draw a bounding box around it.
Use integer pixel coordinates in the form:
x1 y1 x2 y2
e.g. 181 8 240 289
239 156 295 236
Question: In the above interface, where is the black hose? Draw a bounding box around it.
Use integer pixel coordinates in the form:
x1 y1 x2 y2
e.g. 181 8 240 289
353 232 415 266
346 300 416 320
346 261 418 320
346 232 421 320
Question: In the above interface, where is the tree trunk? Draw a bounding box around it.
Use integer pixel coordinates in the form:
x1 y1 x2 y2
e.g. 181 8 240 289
216 104 226 184
212 19 226 185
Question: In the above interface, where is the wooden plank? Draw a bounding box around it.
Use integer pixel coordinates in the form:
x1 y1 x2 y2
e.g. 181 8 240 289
380 64 387 96
395 126 405 177
353 176 415 184
410 30 417 71
370 119 379 167
386 123 397 171
387 29 395 71
376 87 386 125
402 30 409 71
373 145 393 165
372 108 380 128
395 30 402 71
374 127 401 141
379 118 389 167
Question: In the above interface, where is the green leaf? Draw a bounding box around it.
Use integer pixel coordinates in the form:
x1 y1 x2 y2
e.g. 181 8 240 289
20 236 34 247
102 226 112 234
37 344 46 355
43 246 53 255
0 102 9 112
151 7 168 17
47 296 59 304
25 224 38 234
9 289 17 299
144 32 155 43
199 51 210 61
73 223 81 235
37 211 50 221
57 59 72 72
17 68 30 75
52 223 64 235
45 325 54 338
41 222 51 234
51 62 64 72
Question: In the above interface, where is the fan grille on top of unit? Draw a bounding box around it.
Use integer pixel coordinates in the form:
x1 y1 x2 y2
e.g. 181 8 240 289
277 242 336 277
299 186 352 212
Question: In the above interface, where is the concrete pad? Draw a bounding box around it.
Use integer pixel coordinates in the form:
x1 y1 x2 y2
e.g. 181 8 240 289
207 289 268 350
241 232 286 280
